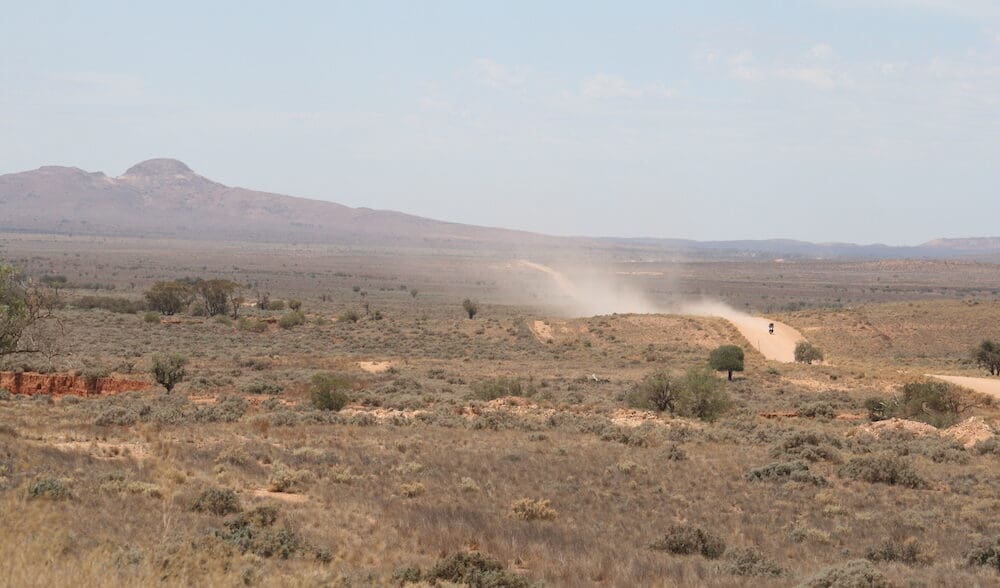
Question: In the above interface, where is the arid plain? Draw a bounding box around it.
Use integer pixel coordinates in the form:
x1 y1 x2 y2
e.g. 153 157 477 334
1 232 999 587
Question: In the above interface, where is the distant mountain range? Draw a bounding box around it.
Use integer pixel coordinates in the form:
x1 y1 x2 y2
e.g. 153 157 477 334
1 158 997 260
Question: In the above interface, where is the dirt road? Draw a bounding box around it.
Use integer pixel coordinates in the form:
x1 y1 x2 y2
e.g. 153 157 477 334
726 315 804 363
927 374 1000 400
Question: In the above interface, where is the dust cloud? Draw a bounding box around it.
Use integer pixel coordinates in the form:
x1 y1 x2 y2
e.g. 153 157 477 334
511 259 749 320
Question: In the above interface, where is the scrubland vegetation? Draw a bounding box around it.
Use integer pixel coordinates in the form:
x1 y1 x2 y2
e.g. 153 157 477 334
0 234 998 586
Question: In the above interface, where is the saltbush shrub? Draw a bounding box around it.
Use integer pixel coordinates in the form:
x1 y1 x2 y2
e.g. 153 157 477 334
839 455 926 489
745 461 828 486
309 373 350 411
191 487 242 516
965 536 1000 572
801 559 890 588
650 524 726 559
26 477 70 501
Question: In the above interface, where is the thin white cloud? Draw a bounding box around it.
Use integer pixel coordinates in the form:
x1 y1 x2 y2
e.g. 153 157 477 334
472 58 528 89
807 43 835 60
582 73 674 99
727 50 849 89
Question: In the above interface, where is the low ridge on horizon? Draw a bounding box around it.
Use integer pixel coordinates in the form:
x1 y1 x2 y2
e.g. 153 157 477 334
1 158 998 258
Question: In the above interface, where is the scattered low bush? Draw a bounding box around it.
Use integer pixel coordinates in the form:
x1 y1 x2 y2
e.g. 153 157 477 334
864 537 934 566
965 535 1000 572
718 547 785 577
770 431 842 463
395 552 530 587
26 477 70 501
309 373 350 411
839 455 927 489
865 381 961 428
277 311 306 329
191 487 242 516
801 559 890 588
794 341 824 364
240 380 283 395
75 295 146 314
473 377 524 401
745 461 828 486
510 498 558 521
238 318 268 333
650 524 726 559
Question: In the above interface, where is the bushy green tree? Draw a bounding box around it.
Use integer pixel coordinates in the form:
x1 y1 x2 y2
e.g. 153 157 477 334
709 345 744 381
0 265 57 362
144 281 192 315
151 353 187 392
462 299 479 319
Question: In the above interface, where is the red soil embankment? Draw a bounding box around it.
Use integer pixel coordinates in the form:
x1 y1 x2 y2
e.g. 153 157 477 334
0 371 151 397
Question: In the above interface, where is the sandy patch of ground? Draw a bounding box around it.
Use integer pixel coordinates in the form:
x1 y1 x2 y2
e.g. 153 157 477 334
784 377 852 392
529 320 553 343
358 361 394 374
49 440 150 460
252 489 309 503
851 418 940 439
927 374 1000 400
341 407 427 422
850 417 996 448
942 417 996 448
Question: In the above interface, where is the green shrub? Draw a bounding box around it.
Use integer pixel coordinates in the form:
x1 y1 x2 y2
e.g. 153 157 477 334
288 299 302 311
745 461 828 486
650 524 726 559
718 547 785 577
678 367 730 421
474 377 524 401
897 381 961 428
266 299 286 311
240 380 283 395
238 318 268 333
277 311 305 329
864 537 933 566
801 559 890 588
310 373 350 411
770 431 842 463
865 381 960 428
794 341 824 364
26 477 70 501
75 295 146 314
193 397 247 423
799 401 836 419
627 371 678 412
95 406 139 427
268 463 314 493
338 310 360 323
143 311 160 324
966 536 1000 572
422 552 530 588
839 455 926 489
217 514 305 560
191 487 242 515
150 353 187 392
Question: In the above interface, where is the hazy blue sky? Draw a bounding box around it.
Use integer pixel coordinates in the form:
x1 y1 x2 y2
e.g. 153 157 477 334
2 1 998 244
